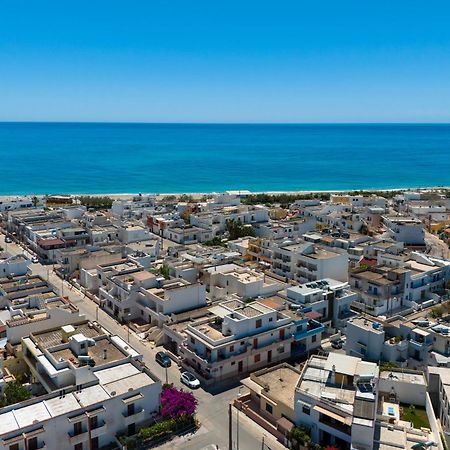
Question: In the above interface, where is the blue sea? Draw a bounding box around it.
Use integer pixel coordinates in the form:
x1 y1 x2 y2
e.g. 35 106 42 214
0 123 449 195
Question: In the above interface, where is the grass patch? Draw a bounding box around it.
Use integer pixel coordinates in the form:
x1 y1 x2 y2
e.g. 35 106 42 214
400 404 430 429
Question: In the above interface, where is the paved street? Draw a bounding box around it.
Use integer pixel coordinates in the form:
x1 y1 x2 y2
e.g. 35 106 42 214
0 233 286 450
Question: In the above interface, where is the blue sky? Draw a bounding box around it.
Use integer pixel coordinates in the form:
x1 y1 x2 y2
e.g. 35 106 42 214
1 1 450 122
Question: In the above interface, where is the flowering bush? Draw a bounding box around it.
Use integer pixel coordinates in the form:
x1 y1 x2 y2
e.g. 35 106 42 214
160 386 198 419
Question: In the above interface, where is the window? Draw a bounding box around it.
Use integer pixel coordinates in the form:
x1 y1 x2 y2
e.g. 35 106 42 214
191 337 196 344
254 354 261 363
74 421 83 435
269 318 273 322
265 403 273 414
278 346 284 354
89 415 98 430
230 345 234 352
255 319 262 329
90 437 99 450
302 405 311 415
74 444 83 450
312 335 317 343
9 445 19 450
231 361 235 365
28 437 38 450
128 403 135 416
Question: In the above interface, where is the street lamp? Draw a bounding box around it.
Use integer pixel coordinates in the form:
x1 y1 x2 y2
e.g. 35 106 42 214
126 313 132 343
60 268 65 298
236 386 244 450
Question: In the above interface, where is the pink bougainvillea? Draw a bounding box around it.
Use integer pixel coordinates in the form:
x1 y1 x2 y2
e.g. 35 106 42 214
160 386 198 419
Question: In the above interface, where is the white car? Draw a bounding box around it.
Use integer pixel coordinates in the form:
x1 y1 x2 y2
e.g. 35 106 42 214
180 371 200 389
31 256 39 264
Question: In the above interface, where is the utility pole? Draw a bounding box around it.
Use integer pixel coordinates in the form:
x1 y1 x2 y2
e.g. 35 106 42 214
228 403 233 450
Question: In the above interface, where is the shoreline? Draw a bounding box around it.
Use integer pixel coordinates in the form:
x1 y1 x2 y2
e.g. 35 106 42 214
1 186 449 202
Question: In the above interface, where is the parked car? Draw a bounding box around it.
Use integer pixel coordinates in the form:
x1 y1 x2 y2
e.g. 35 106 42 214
4 236 12 243
155 351 171 368
331 339 344 349
180 371 200 389
31 256 39 264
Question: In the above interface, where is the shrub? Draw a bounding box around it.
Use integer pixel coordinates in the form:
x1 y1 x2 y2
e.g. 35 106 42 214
160 386 198 419
290 426 311 446
0 380 31 406
138 419 176 440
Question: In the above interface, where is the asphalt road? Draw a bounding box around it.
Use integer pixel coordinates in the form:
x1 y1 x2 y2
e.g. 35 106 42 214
0 233 286 450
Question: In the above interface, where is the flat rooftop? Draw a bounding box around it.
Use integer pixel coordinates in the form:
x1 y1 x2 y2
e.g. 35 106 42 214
244 364 301 410
33 322 103 349
51 337 125 368
0 362 157 436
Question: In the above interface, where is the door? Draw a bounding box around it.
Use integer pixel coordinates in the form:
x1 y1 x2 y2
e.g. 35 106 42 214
268 350 272 364
238 360 243 373
28 437 38 450
128 423 136 436
91 437 99 450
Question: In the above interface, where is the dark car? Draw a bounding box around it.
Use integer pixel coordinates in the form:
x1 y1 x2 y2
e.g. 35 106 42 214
155 351 172 368
331 340 343 349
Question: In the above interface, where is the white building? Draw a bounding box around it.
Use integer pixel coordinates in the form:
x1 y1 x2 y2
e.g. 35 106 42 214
118 224 153 244
271 241 348 283
0 321 161 450
179 299 295 383
382 216 425 246
294 353 379 449
286 278 357 329
0 254 29 277
202 263 285 300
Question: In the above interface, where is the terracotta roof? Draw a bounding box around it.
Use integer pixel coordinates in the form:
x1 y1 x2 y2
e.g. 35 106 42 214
305 310 322 320
360 258 378 267
37 238 65 247
256 297 282 310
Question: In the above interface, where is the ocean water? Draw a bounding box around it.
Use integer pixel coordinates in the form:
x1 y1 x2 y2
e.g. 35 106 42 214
0 123 449 195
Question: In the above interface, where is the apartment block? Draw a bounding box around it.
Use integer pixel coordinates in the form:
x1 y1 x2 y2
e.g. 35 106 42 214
179 299 295 383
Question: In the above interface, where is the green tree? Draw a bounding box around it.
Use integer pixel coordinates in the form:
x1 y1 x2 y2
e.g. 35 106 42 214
1 380 31 406
290 426 311 448
159 264 170 280
226 219 255 240
78 196 113 210
178 194 194 203
31 196 39 207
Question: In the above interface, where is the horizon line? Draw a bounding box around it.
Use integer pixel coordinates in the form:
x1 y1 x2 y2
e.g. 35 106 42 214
1 120 450 126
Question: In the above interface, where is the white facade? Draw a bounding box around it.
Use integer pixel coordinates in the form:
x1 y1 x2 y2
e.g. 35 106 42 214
272 242 348 283
0 254 29 277
0 361 160 450
180 299 294 382
382 216 425 246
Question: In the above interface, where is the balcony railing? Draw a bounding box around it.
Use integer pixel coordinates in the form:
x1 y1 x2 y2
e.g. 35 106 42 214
122 408 145 426
68 430 89 445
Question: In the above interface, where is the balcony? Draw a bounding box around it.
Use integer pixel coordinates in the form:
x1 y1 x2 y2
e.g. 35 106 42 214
68 430 89 445
122 408 145 426
409 339 433 351
294 320 325 341
91 420 108 439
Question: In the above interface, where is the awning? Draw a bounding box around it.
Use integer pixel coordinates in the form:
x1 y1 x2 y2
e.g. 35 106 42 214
122 393 144 404
413 328 430 337
277 416 294 432
313 405 352 426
